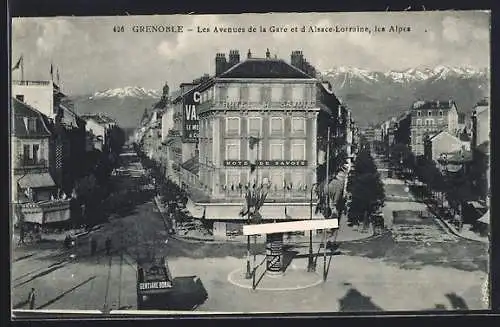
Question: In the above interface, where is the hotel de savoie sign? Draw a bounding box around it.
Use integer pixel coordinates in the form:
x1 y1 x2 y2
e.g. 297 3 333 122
219 100 316 110
224 160 308 167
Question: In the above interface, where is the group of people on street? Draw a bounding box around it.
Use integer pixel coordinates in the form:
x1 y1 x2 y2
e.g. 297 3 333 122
24 235 114 310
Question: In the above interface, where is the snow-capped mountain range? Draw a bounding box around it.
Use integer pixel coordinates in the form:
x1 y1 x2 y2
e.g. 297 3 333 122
77 65 488 127
322 65 489 86
89 86 162 100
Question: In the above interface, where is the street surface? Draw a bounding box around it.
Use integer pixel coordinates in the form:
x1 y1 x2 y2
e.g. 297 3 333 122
11 150 489 313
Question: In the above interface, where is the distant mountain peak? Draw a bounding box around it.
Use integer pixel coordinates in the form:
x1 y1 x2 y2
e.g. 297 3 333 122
89 86 161 100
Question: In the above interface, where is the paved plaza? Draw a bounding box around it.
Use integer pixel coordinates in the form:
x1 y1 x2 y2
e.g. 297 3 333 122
11 155 489 313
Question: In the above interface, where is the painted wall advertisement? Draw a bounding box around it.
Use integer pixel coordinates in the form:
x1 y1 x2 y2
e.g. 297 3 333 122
183 91 200 143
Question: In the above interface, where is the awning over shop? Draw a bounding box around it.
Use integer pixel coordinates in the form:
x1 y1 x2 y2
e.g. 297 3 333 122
185 198 206 219
17 199 71 224
478 210 490 225
18 173 55 189
199 203 324 221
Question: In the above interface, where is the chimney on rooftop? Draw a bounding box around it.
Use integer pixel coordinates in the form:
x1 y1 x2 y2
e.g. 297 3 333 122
290 50 304 69
266 48 271 59
228 49 240 68
215 53 227 76
247 49 252 59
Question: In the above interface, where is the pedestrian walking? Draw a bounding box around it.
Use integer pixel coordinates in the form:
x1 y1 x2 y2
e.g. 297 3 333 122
90 237 97 256
18 223 25 246
105 237 112 256
28 288 36 310
64 235 72 249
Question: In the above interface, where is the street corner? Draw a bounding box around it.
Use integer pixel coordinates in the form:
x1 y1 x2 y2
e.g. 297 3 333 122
227 265 323 291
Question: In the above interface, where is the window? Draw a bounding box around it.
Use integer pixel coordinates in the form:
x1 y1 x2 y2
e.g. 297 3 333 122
260 86 271 103
226 117 240 135
270 117 284 135
239 85 249 102
428 111 432 116
226 170 241 187
417 111 421 117
32 144 39 163
218 86 228 102
291 141 306 160
291 117 306 133
247 117 262 136
248 143 262 163
429 119 434 125
282 85 292 101
270 143 284 160
417 119 422 126
27 118 37 132
291 170 306 190
439 110 443 116
16 94 24 102
225 141 240 160
23 144 30 160
269 170 284 190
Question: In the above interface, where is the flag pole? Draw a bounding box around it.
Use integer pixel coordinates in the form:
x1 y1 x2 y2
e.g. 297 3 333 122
21 55 24 82
323 126 330 281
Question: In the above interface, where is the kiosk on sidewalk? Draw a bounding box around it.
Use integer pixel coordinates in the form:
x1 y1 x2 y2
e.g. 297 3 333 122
243 219 339 275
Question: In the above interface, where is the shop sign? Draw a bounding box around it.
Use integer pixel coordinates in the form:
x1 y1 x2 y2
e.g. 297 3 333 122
138 280 172 291
223 160 308 167
183 91 201 142
220 101 316 109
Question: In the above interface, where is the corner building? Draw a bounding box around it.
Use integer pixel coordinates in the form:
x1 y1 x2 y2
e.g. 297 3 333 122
185 49 345 239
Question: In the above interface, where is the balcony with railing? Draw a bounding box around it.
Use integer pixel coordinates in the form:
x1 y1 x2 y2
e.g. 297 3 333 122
13 157 49 174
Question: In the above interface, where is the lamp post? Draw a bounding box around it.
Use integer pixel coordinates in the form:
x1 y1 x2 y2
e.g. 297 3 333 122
308 183 317 272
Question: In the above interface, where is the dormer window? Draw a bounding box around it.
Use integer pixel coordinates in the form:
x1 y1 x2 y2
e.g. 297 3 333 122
417 111 421 117
439 111 443 116
428 111 432 116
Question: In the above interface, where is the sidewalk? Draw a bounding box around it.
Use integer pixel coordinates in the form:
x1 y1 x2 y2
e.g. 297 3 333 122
425 202 489 244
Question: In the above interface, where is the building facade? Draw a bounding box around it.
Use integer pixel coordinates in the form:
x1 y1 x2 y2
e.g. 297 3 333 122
11 98 71 226
424 131 469 162
409 100 459 156
173 49 351 239
13 80 87 195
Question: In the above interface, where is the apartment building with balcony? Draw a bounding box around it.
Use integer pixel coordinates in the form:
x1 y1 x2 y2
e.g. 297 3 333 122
13 80 87 194
176 49 352 239
11 98 70 226
409 100 459 156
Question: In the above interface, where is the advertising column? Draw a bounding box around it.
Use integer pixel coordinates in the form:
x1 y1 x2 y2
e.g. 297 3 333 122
266 232 284 275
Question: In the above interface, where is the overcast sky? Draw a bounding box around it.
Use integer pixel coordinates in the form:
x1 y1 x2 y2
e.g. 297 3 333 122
12 11 490 95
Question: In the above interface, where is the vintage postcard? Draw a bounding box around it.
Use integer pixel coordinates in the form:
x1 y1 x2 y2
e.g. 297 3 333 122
10 11 490 316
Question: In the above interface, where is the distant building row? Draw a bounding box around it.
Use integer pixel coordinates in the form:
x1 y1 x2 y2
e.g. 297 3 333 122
137 49 359 239
11 80 117 226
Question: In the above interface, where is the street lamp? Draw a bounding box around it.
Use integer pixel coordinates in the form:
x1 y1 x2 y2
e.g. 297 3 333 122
308 183 318 272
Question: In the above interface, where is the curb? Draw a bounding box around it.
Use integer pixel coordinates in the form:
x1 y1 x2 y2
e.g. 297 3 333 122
227 268 323 291
426 203 487 244
170 230 387 245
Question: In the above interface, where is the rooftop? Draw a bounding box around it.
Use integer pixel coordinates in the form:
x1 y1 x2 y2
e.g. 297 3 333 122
412 100 456 110
81 113 116 125
180 155 200 175
219 58 314 79
12 98 52 137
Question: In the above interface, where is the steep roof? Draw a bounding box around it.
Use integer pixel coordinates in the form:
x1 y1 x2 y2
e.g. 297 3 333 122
81 113 115 126
219 58 314 79
12 98 52 137
428 130 460 142
412 100 456 110
181 155 199 175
